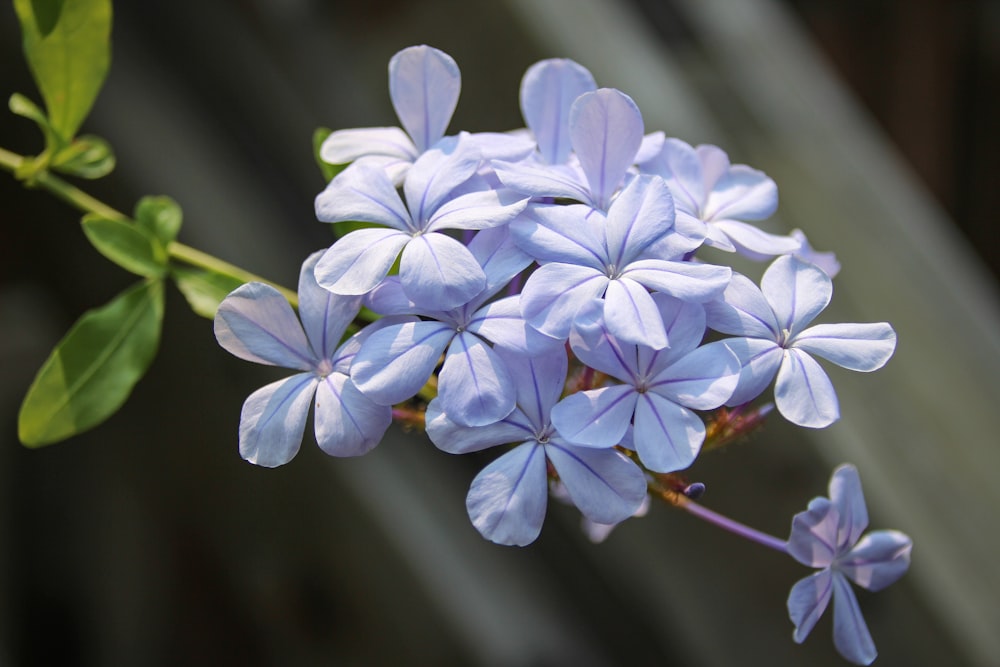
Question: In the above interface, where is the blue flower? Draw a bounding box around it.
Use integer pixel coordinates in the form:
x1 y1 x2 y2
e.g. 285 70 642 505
550 295 740 472
787 464 912 665
426 346 647 546
314 136 527 310
639 137 800 258
213 252 391 466
705 255 896 427
512 173 731 348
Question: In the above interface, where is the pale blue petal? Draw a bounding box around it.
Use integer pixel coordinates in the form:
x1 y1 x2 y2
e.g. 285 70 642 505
622 259 732 302
467 443 548 546
570 88 644 209
313 228 410 296
712 219 801 257
761 255 833 336
839 530 913 592
604 174 675 265
704 273 780 339
791 228 841 278
791 323 897 372
724 337 784 406
702 164 778 222
520 263 608 340
550 385 637 447
491 159 593 203
775 348 840 428
425 189 527 232
363 277 421 316
298 250 362 360
389 45 460 152
641 137 704 213
603 278 668 349
696 144 731 191
314 373 391 457
332 315 419 374
319 126 418 166
788 497 839 568
468 226 533 298
403 137 482 222
634 131 665 165
494 345 568 425
567 301 640 381
350 320 454 405
399 232 486 310
468 296 563 354
520 58 596 164
465 131 536 162
546 443 646 524
215 282 314 370
633 393 705 472
651 340 739 410
238 373 317 467
831 573 878 665
510 203 608 267
438 332 517 427
788 569 834 644
653 294 707 359
426 398 533 454
828 463 869 550
314 161 412 230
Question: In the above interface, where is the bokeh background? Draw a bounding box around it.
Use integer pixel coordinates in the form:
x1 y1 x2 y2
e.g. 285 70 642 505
2 0 998 665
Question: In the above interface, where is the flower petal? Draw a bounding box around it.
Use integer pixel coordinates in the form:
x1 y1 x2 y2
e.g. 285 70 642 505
520 263 608 340
723 337 784 406
511 203 608 267
313 228 411 296
711 219 800 258
775 348 840 428
314 373 391 457
633 393 705 472
319 126 418 168
623 258 732 303
350 320 454 405
604 174 675 266
550 385 637 447
651 340 739 410
839 530 913 592
403 137 482 222
828 464 869 550
425 189 527 233
704 272 780 339
791 323 896 372
546 443 646 524
298 250 363 361
389 45 460 152
426 398 532 454
761 255 832 336
399 232 487 310
215 282 314 370
437 332 516 427
467 443 548 546
604 278 668 350
788 568 834 644
491 159 594 203
238 373 317 467
520 58 597 165
639 137 704 213
787 497 839 568
831 573 878 665
570 88 644 209
702 164 778 222
315 161 412 230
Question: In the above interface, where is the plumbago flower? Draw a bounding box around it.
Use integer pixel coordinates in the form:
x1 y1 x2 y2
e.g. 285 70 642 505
425 346 647 546
550 295 740 472
314 135 527 310
213 252 393 466
705 255 897 427
349 226 559 427
639 137 801 258
512 174 730 348
787 464 912 665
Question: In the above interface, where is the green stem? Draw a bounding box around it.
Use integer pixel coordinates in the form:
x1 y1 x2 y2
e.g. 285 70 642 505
1 146 297 306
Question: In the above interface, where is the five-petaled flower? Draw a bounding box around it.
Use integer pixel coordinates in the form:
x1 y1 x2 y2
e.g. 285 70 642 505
786 464 912 665
214 251 392 466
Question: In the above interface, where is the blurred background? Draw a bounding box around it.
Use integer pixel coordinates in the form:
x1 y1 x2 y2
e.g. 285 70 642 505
2 0 998 665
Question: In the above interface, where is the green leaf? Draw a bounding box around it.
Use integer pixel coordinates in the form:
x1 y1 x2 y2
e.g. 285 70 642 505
81 214 167 277
313 126 347 183
52 133 115 179
13 0 112 142
171 266 245 319
18 279 165 447
135 196 183 245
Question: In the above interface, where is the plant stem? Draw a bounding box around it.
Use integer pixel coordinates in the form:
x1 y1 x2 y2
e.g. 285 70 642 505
1 146 297 305
650 482 789 554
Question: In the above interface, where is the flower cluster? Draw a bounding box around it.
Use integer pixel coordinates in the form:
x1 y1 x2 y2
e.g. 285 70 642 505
213 45 910 663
